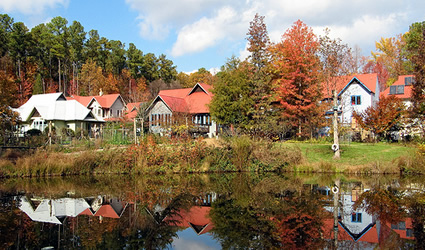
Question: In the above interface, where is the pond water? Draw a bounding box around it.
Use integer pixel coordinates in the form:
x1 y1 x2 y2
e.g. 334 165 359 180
0 173 424 249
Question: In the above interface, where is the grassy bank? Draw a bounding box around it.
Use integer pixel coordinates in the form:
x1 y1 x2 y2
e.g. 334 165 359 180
284 141 420 174
0 136 301 178
0 136 423 177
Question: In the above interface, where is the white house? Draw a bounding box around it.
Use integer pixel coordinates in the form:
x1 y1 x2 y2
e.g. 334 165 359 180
68 93 126 121
146 83 217 138
323 74 380 125
14 92 104 134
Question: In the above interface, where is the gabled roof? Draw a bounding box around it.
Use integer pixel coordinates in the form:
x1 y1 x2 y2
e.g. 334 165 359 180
381 75 413 99
125 102 143 119
165 206 213 235
148 83 213 114
18 196 90 225
16 93 103 122
66 95 94 107
322 74 378 99
69 93 125 109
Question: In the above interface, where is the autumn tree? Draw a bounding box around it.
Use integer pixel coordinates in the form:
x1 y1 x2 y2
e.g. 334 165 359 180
180 68 215 88
271 20 322 138
352 95 404 141
0 72 20 143
79 59 105 95
372 35 411 86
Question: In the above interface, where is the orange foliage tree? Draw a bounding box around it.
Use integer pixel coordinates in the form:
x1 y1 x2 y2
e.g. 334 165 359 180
353 95 404 140
271 20 322 138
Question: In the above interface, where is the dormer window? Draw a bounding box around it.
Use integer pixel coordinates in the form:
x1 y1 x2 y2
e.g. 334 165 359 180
405 76 414 86
389 85 405 95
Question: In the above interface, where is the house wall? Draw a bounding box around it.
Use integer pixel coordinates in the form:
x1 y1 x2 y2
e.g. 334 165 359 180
110 98 126 118
148 100 172 134
340 83 374 124
89 100 104 119
340 193 374 235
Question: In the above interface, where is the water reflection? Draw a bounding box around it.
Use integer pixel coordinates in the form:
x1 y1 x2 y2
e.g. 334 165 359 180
0 173 424 249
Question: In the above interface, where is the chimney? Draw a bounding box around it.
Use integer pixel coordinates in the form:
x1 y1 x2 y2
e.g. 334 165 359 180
99 88 103 96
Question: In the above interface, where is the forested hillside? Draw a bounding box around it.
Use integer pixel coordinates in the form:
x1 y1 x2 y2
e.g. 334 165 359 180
0 14 179 107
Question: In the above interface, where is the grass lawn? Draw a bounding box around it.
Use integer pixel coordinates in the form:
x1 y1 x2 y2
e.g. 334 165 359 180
282 142 416 166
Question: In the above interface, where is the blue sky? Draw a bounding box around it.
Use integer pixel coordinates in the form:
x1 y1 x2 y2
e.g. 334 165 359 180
1 0 425 73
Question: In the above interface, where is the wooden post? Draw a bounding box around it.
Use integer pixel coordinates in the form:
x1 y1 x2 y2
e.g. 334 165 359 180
133 118 137 144
49 121 52 146
141 118 144 137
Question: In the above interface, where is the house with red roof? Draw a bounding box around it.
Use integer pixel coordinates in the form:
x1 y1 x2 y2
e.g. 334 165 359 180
68 91 126 121
146 83 217 137
124 102 143 120
322 73 380 125
381 75 414 107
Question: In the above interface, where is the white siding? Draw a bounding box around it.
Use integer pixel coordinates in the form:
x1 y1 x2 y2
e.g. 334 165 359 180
340 83 374 124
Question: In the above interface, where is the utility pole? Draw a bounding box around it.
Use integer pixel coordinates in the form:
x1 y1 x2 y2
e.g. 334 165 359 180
333 90 340 159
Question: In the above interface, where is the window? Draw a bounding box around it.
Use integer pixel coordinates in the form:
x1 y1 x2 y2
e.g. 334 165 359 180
391 221 406 230
390 85 405 95
351 213 362 223
406 228 413 237
405 76 414 86
351 95 361 105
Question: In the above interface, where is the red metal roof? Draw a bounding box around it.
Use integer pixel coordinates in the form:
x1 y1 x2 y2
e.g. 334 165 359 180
69 94 122 108
125 102 142 119
381 75 413 99
166 206 213 235
94 205 120 218
66 96 94 107
156 83 213 114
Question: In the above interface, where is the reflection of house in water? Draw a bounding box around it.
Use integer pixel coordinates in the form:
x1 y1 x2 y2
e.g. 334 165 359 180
18 195 129 224
168 206 214 235
17 196 90 224
316 183 415 246
79 196 128 220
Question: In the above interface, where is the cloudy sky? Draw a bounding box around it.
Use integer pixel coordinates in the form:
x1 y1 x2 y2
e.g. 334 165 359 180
1 0 424 73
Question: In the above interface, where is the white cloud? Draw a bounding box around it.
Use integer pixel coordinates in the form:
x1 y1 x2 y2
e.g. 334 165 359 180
171 6 241 57
0 0 68 15
125 0 425 60
126 0 228 40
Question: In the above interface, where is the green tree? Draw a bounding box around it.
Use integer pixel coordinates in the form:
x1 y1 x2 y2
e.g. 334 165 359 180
210 57 252 131
126 42 144 79
68 21 86 94
9 22 31 79
46 16 69 93
157 54 177 83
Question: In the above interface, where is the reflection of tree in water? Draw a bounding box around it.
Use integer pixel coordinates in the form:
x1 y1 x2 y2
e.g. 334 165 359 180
209 175 327 249
406 193 425 250
122 192 195 250
353 185 425 249
353 186 405 224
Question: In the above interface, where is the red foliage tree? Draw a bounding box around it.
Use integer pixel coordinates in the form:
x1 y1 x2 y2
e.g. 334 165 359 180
271 20 322 137
352 95 404 140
